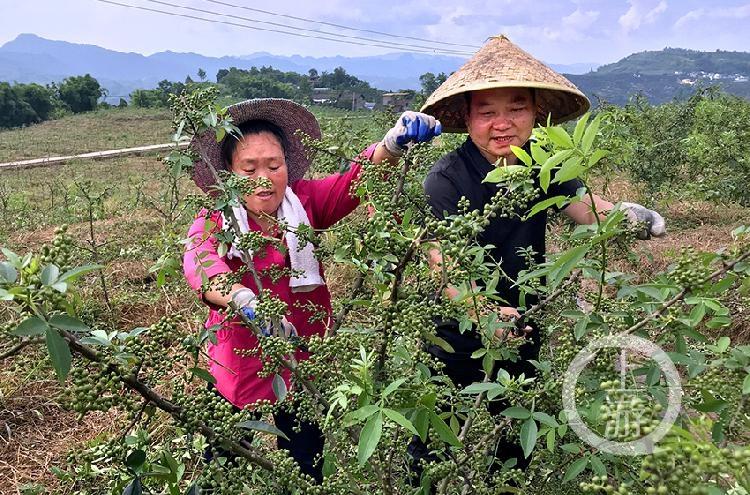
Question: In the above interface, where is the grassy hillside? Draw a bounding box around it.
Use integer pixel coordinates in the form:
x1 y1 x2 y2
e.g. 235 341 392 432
595 47 750 76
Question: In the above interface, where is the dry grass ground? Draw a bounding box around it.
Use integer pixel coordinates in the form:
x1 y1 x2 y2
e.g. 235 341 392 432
0 107 173 163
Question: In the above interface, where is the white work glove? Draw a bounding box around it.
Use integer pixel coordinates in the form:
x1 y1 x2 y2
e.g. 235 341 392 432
230 288 297 338
382 111 442 157
622 202 667 240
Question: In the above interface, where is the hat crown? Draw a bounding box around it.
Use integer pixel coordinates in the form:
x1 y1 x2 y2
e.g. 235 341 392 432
421 35 590 132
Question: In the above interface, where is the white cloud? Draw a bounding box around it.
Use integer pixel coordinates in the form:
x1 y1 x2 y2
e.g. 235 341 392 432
562 9 600 30
674 3 750 29
619 0 668 34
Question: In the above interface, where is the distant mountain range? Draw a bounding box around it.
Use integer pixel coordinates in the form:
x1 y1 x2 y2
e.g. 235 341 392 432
0 34 594 99
1 34 748 105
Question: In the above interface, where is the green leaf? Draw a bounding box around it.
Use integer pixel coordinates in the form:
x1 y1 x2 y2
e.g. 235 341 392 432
552 156 584 184
272 374 287 401
58 264 105 283
560 443 583 454
532 411 559 427
0 262 18 283
126 449 147 470
123 478 143 495
530 142 550 165
716 336 731 353
546 428 556 452
549 244 589 290
547 126 574 149
412 407 429 442
572 113 590 145
742 374 750 395
689 303 707 327
347 405 380 422
483 165 527 183
588 149 609 167
563 457 589 482
45 327 71 382
236 420 290 441
510 145 532 166
188 367 216 384
589 455 606 476
1 248 21 266
539 150 573 192
574 316 590 341
41 264 60 286
357 412 383 465
526 195 570 218
520 418 538 458
383 408 418 435
382 377 407 398
501 406 532 419
0 288 13 301
49 315 89 333
11 316 49 337
581 113 603 153
461 382 505 395
430 412 461 447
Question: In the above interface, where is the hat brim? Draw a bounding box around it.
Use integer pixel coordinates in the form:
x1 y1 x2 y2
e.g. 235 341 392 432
421 81 590 133
191 98 322 195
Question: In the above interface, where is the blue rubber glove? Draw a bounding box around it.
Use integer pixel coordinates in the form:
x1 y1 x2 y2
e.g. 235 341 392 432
231 287 270 336
382 111 442 157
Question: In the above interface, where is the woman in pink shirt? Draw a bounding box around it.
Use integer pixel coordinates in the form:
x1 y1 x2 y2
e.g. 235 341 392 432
183 98 440 482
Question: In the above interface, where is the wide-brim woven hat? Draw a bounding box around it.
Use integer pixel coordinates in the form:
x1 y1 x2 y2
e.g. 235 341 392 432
421 35 590 132
191 98 321 194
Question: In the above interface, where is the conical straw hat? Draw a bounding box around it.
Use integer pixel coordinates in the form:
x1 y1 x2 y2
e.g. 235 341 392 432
421 35 590 132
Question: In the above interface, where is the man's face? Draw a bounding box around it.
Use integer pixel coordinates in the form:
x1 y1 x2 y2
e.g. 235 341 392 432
465 87 536 165
229 131 288 219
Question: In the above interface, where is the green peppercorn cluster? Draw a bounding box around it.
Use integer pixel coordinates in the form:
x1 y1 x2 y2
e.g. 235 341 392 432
124 315 180 382
580 475 639 494
172 385 250 439
638 442 750 495
671 247 712 289
67 361 136 414
598 380 663 442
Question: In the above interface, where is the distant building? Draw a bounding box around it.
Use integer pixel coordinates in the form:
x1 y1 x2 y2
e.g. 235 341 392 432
381 92 414 112
311 87 369 110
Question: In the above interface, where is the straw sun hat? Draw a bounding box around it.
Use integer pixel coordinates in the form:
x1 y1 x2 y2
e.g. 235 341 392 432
421 35 590 132
191 98 322 194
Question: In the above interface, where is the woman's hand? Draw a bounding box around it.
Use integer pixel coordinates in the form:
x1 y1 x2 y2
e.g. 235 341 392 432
494 306 533 340
381 111 442 157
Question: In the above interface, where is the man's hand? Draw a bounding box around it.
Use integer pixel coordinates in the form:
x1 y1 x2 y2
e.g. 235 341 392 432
622 202 667 239
494 306 533 340
382 111 441 157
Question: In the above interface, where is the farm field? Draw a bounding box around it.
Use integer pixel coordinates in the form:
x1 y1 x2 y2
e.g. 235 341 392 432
1 100 749 494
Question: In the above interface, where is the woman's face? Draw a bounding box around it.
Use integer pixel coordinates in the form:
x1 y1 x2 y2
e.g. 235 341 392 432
229 131 288 220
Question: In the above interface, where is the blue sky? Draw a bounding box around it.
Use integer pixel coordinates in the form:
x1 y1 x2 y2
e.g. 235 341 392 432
2 0 749 64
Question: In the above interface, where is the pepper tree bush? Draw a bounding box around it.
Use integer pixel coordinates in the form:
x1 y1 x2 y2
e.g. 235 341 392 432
1 87 749 495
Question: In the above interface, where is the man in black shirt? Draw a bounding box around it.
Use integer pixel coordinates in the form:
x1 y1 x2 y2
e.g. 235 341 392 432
407 35 666 478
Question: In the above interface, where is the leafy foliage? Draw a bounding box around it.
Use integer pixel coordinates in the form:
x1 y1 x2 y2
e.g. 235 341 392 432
1 88 749 495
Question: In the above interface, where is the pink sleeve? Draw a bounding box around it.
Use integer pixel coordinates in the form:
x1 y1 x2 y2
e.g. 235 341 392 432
183 210 233 292
294 143 378 229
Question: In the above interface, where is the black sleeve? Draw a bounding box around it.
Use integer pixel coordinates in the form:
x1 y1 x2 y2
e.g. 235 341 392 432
423 172 463 220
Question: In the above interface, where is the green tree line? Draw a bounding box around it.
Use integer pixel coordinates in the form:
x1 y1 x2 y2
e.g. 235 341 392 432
0 74 103 129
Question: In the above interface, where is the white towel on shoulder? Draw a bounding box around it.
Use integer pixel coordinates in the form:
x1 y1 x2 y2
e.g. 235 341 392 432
222 187 323 293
